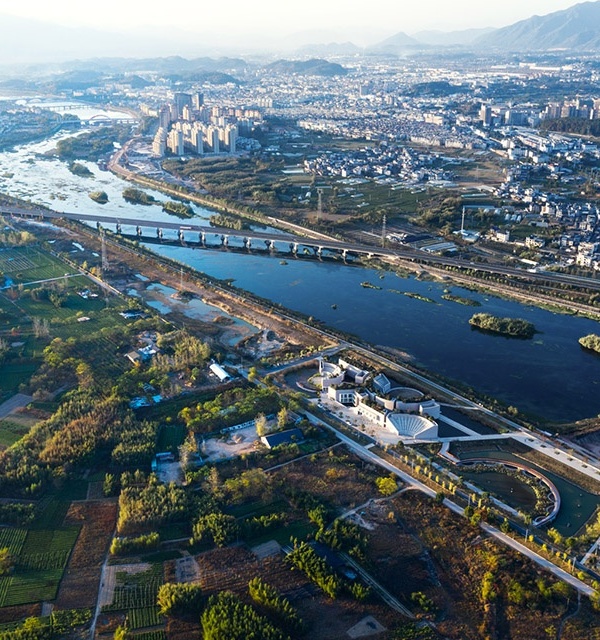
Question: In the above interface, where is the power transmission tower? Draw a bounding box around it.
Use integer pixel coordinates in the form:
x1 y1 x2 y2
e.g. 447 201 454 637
317 187 323 222
101 231 109 274
381 214 387 247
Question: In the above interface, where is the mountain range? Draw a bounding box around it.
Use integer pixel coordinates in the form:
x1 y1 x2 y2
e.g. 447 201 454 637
477 1 600 50
1 1 600 67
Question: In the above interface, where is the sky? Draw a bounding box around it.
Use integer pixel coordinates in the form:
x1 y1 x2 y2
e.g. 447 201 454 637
0 0 586 37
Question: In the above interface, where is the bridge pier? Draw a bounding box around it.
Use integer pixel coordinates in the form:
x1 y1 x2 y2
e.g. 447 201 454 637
116 223 121 234
156 228 163 241
223 234 229 246
200 231 206 246
136 226 142 238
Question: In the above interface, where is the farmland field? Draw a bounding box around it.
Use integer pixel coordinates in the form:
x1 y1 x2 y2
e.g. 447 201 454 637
55 501 118 609
127 606 163 630
103 564 164 613
0 246 77 282
0 527 80 607
0 414 39 448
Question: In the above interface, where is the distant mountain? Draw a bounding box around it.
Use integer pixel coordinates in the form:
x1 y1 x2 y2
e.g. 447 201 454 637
266 58 348 76
477 1 600 51
368 32 421 55
412 27 496 47
295 42 363 57
0 14 249 65
62 57 249 75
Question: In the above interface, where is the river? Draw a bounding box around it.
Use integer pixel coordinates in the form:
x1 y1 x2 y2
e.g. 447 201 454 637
2 129 600 424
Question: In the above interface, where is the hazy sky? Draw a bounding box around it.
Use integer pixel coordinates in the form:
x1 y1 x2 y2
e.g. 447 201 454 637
0 0 585 36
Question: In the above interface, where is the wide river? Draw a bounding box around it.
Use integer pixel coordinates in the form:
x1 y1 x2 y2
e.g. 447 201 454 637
2 129 600 424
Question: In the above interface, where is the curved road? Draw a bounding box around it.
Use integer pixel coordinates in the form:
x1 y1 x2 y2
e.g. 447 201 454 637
307 411 596 598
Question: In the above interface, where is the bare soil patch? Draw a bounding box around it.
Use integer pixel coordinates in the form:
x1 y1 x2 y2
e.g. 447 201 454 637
55 501 117 610
196 546 403 640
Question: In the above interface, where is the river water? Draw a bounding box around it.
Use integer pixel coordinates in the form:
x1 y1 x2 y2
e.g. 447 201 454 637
2 130 600 424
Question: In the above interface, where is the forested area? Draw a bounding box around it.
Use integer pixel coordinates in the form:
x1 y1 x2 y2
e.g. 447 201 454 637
540 117 600 137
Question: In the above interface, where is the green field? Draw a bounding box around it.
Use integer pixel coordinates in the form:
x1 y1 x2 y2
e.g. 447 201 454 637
156 423 186 454
0 244 144 399
0 419 31 447
128 606 163 630
103 564 163 613
0 526 80 607
0 246 77 283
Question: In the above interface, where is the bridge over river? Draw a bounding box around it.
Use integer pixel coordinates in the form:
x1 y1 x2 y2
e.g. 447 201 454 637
6 205 600 293
3 206 401 259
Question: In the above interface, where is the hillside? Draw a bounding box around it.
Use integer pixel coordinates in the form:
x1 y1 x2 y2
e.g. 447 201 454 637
477 1 600 51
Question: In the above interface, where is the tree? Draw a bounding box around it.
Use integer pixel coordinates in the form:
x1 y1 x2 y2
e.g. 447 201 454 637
114 625 129 640
277 407 289 429
192 512 238 547
157 582 203 616
201 591 287 640
0 547 14 576
103 473 117 497
255 413 268 437
376 476 397 496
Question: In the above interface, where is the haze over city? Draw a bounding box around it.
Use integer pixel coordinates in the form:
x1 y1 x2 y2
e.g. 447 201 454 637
0 0 591 62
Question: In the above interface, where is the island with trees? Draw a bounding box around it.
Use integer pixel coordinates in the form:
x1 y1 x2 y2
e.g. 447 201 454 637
579 334 600 354
68 162 93 178
469 313 536 338
122 187 158 205
88 190 109 204
162 200 194 218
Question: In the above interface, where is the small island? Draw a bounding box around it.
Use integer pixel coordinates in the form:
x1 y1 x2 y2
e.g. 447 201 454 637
469 313 536 339
361 281 382 290
162 200 194 218
68 162 93 177
122 187 157 205
404 292 437 304
579 334 600 354
89 190 109 204
442 293 481 307
209 213 248 230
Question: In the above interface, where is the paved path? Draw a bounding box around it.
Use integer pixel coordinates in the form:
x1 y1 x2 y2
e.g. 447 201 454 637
0 393 33 419
305 411 596 597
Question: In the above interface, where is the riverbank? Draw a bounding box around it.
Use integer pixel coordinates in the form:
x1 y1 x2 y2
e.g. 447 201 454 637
111 151 600 322
57 219 336 359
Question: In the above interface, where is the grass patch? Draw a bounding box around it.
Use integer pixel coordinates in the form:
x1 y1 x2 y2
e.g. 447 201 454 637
225 499 287 519
157 523 189 541
156 423 186 454
0 419 31 447
0 361 39 401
